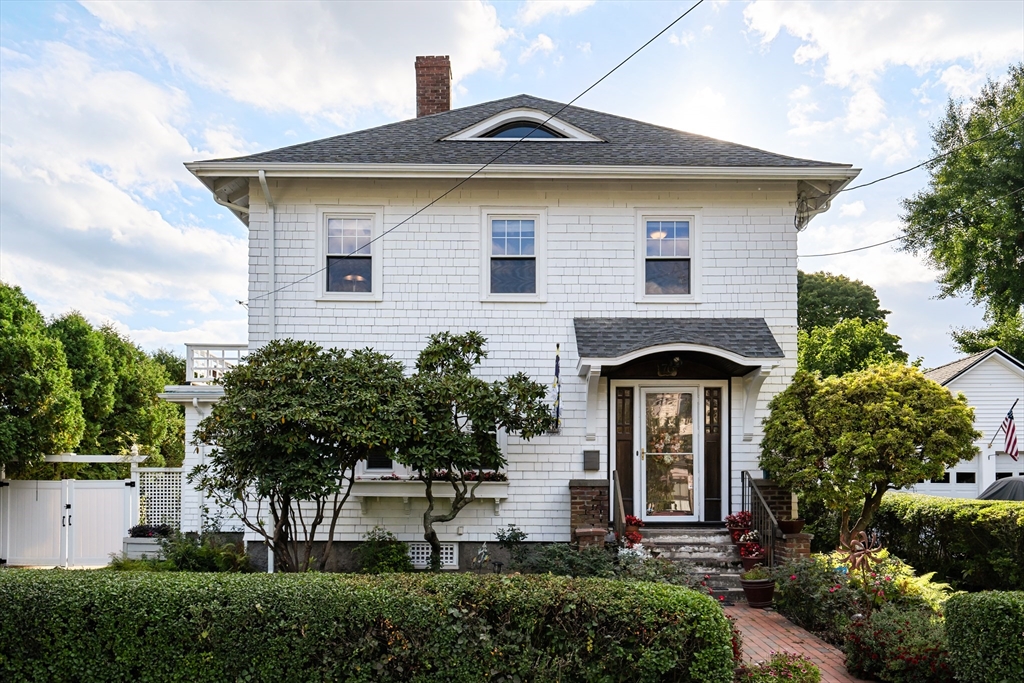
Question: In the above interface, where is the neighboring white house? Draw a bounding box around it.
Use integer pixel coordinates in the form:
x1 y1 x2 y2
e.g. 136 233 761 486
908 347 1024 498
161 56 858 560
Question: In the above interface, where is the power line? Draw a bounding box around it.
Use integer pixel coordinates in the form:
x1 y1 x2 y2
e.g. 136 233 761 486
799 185 1024 258
250 0 706 303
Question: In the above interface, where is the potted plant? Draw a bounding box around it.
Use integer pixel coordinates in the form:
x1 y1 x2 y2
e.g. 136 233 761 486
725 510 752 542
739 540 765 571
624 514 644 534
778 516 806 534
740 565 775 608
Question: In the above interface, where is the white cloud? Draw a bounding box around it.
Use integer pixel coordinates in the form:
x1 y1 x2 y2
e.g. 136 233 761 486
82 0 511 122
838 201 866 218
0 42 247 332
798 218 935 287
668 31 695 47
520 34 556 63
518 0 595 25
744 1 1022 160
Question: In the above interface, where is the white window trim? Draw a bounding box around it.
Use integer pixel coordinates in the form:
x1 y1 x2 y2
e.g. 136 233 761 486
444 108 604 142
480 207 547 303
315 205 384 302
354 458 409 479
635 208 702 304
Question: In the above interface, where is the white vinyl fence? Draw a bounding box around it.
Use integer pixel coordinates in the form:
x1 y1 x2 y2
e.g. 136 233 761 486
0 479 132 567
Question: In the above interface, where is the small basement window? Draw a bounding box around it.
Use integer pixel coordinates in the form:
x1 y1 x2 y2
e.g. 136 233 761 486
408 542 458 569
955 472 976 484
481 121 566 139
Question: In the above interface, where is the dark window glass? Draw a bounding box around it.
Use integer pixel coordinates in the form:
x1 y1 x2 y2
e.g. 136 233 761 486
645 260 690 295
491 258 536 294
366 451 393 470
995 472 1013 480
930 472 950 484
483 122 565 139
955 472 976 484
327 256 372 293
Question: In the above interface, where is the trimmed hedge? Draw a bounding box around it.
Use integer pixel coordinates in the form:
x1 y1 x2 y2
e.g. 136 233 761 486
873 493 1024 590
946 591 1024 683
0 571 734 683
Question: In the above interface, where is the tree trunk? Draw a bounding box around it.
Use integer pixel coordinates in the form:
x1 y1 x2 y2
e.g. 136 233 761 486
420 471 484 570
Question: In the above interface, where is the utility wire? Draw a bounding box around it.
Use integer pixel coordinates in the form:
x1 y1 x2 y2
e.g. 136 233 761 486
799 185 1024 258
250 0 706 303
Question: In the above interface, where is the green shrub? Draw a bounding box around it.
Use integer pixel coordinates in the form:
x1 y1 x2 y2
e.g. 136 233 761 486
738 652 821 682
106 532 249 573
354 527 414 574
874 493 1024 590
0 571 734 683
946 591 1024 683
515 543 616 577
844 605 953 683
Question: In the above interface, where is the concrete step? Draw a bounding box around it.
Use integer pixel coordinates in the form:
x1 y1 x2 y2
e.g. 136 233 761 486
640 527 741 565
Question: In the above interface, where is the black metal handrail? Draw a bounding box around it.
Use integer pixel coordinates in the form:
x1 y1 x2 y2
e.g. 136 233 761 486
741 470 781 566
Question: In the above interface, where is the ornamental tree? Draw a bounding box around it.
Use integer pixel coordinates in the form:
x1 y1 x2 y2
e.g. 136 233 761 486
760 364 978 544
398 331 554 570
192 339 416 572
0 282 83 474
797 318 909 377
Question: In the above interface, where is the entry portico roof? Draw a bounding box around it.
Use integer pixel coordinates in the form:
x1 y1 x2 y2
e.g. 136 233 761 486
573 317 784 363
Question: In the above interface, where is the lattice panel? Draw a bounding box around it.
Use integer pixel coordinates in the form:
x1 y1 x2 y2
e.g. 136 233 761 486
189 346 246 383
139 469 183 529
408 542 457 568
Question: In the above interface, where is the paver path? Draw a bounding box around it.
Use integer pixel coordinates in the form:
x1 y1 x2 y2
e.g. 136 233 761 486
724 604 865 682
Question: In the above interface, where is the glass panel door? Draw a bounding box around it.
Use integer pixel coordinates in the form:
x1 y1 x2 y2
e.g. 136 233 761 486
641 389 699 521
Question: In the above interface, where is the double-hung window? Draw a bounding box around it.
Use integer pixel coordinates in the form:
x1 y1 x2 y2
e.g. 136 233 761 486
318 207 383 301
482 209 546 301
637 211 699 302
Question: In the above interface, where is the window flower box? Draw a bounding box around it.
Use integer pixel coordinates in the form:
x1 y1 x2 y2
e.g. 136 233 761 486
351 479 509 514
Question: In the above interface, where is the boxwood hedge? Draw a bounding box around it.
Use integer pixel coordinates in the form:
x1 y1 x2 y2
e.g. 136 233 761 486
946 591 1024 683
0 571 733 683
873 493 1024 590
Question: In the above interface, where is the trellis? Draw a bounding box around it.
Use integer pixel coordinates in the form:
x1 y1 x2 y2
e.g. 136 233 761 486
138 468 183 529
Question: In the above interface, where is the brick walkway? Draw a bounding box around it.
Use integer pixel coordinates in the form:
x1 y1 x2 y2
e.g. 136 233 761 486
724 604 865 682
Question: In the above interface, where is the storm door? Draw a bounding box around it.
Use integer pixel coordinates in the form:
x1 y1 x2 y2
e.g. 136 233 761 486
639 388 700 522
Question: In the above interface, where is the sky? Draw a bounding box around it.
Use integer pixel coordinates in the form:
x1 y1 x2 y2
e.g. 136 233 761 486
1 0 1022 367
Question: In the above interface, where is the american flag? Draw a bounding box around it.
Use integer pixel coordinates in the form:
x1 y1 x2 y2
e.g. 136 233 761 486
552 344 561 430
1003 405 1018 461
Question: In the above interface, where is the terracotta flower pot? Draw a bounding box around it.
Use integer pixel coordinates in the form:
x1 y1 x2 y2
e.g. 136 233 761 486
778 519 806 534
625 525 640 534
741 556 765 572
740 578 775 608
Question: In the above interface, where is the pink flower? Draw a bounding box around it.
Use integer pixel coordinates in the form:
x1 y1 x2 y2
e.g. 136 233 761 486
790 574 797 581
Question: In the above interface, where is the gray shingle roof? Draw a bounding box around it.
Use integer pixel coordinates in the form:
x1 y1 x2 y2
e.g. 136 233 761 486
205 95 850 169
924 347 1024 385
573 317 784 360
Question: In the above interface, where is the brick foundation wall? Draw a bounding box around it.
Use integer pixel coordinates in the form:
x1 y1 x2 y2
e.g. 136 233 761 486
752 479 798 521
415 56 451 117
776 532 812 562
569 480 609 541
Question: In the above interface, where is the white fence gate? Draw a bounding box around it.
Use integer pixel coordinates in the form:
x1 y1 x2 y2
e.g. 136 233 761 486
0 479 133 567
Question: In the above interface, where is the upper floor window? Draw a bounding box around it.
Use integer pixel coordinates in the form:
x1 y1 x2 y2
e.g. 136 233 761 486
317 206 383 302
636 210 700 303
481 121 566 139
645 220 690 295
481 208 547 302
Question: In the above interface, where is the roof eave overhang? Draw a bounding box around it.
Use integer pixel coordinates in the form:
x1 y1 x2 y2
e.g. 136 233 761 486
576 343 781 377
186 162 860 182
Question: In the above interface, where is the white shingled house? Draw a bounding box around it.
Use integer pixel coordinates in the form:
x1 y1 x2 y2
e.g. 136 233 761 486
908 347 1024 498
160 56 859 568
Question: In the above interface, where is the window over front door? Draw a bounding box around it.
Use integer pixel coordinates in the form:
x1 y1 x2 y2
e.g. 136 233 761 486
317 206 383 302
636 210 701 303
481 209 546 302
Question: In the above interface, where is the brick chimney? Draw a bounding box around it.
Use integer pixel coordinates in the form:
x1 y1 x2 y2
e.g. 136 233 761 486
415 55 451 117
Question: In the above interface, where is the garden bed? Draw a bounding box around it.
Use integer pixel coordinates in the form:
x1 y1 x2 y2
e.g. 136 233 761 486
0 571 734 683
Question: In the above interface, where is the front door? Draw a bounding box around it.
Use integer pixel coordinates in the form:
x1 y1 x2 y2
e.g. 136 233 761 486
640 388 700 522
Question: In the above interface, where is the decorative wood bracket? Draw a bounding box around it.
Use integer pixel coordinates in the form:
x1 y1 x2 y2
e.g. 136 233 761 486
742 366 773 442
579 363 603 442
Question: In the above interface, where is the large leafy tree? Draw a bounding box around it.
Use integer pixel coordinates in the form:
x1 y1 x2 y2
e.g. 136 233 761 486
47 312 116 453
150 348 187 467
797 271 889 332
0 282 84 474
951 312 1024 363
399 332 554 570
192 340 417 572
900 64 1024 319
797 317 909 377
760 365 978 544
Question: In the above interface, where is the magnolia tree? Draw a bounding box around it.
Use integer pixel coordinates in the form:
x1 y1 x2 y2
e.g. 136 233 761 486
760 364 978 544
398 332 554 570
191 340 416 572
